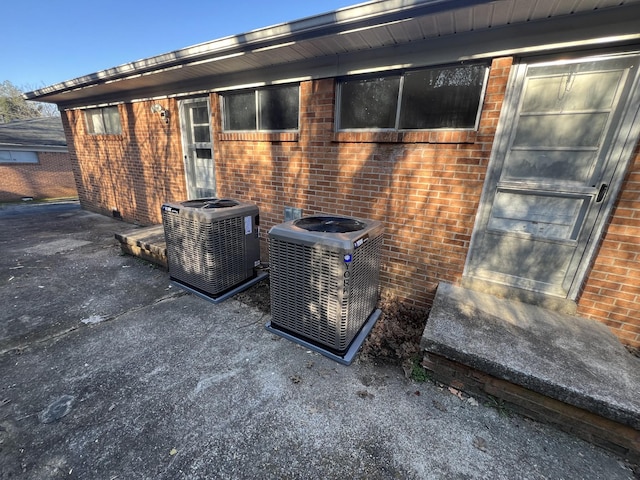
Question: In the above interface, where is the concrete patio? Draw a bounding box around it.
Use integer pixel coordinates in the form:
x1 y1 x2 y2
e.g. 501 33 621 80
1 201 637 479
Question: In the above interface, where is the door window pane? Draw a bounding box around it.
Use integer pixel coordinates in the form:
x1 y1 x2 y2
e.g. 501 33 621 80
195 148 212 159
513 113 608 148
192 106 209 124
339 76 400 129
523 66 623 112
193 126 210 143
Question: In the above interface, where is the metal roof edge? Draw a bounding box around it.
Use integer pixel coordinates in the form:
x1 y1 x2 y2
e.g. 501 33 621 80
23 0 486 101
0 144 68 152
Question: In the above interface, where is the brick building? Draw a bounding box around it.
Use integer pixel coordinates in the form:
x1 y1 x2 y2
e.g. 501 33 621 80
0 117 76 202
26 0 640 349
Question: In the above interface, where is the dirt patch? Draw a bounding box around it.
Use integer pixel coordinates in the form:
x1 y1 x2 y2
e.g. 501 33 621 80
233 279 271 314
235 280 429 365
360 293 429 365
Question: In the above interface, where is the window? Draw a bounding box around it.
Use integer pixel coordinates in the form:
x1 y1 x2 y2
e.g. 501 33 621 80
85 106 122 134
0 150 38 163
222 84 299 131
338 63 488 131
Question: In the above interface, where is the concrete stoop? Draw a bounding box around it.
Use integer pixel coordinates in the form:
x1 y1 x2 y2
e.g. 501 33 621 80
114 225 167 270
421 282 640 462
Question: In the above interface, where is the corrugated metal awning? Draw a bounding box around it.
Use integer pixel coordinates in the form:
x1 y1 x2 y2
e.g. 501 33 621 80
24 0 640 108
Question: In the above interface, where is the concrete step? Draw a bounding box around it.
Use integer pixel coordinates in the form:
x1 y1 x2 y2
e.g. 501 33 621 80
421 282 640 460
114 225 167 269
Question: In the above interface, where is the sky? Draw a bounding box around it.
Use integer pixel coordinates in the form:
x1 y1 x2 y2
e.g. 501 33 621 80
3 0 360 91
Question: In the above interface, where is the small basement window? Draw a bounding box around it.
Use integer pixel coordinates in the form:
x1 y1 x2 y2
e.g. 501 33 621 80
221 84 299 131
337 63 488 131
0 150 38 163
85 106 122 135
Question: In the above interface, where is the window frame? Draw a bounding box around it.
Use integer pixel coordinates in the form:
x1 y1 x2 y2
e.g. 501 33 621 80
84 106 122 135
221 84 300 132
336 62 490 132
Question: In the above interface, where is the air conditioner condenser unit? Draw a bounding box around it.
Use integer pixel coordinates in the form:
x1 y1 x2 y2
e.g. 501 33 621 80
266 215 384 365
161 198 266 303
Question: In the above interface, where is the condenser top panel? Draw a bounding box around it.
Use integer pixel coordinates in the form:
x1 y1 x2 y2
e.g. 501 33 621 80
161 198 258 223
269 214 383 252
294 216 365 233
180 198 240 209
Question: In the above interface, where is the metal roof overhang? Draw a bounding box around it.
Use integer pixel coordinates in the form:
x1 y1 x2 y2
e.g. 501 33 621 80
24 0 640 109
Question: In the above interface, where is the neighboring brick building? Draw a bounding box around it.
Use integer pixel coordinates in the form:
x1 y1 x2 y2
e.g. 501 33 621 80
25 0 640 349
0 117 76 202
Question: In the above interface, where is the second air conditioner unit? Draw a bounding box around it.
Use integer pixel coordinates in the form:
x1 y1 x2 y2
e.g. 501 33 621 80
266 215 384 364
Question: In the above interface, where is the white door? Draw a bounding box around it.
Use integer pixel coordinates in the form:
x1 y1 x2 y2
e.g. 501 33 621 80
465 54 640 299
180 98 215 199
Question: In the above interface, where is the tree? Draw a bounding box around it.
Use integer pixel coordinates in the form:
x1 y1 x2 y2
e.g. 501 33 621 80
0 80 59 123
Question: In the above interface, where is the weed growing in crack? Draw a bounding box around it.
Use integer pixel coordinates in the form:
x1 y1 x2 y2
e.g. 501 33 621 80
484 395 511 417
409 357 431 383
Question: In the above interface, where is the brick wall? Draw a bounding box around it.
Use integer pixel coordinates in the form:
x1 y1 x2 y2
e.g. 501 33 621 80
578 143 640 349
0 151 77 202
62 101 187 223
61 55 640 349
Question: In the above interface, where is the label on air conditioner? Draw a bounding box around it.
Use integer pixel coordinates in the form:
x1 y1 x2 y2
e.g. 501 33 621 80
244 215 253 235
162 205 179 214
353 233 369 249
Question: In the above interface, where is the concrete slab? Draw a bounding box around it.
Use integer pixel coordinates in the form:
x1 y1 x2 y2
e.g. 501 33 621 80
421 282 640 430
1 203 638 479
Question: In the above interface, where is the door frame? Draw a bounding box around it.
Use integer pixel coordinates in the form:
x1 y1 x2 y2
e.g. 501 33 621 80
464 50 640 302
178 96 216 199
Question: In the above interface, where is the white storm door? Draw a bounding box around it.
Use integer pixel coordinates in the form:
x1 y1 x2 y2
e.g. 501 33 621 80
466 54 640 299
180 98 216 199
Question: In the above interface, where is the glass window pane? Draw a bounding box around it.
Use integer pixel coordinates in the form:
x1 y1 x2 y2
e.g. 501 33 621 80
191 106 209 124
103 107 121 134
195 148 212 159
259 85 299 130
513 113 608 148
193 126 210 143
522 71 621 113
339 76 400 129
85 107 121 134
85 109 102 134
0 151 38 163
399 65 486 129
224 92 256 130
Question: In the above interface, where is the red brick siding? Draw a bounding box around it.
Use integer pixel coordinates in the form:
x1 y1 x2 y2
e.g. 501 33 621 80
0 151 77 202
62 101 187 223
578 143 640 349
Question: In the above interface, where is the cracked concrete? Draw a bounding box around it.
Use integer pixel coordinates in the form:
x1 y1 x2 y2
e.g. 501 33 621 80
0 201 637 479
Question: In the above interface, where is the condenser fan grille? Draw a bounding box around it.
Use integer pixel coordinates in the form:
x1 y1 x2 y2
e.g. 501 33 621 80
294 216 366 233
180 198 239 209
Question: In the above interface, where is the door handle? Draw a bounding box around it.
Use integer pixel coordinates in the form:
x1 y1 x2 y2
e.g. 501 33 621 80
596 183 608 203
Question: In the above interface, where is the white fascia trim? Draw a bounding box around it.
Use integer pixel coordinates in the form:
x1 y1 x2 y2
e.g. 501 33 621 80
23 0 446 100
